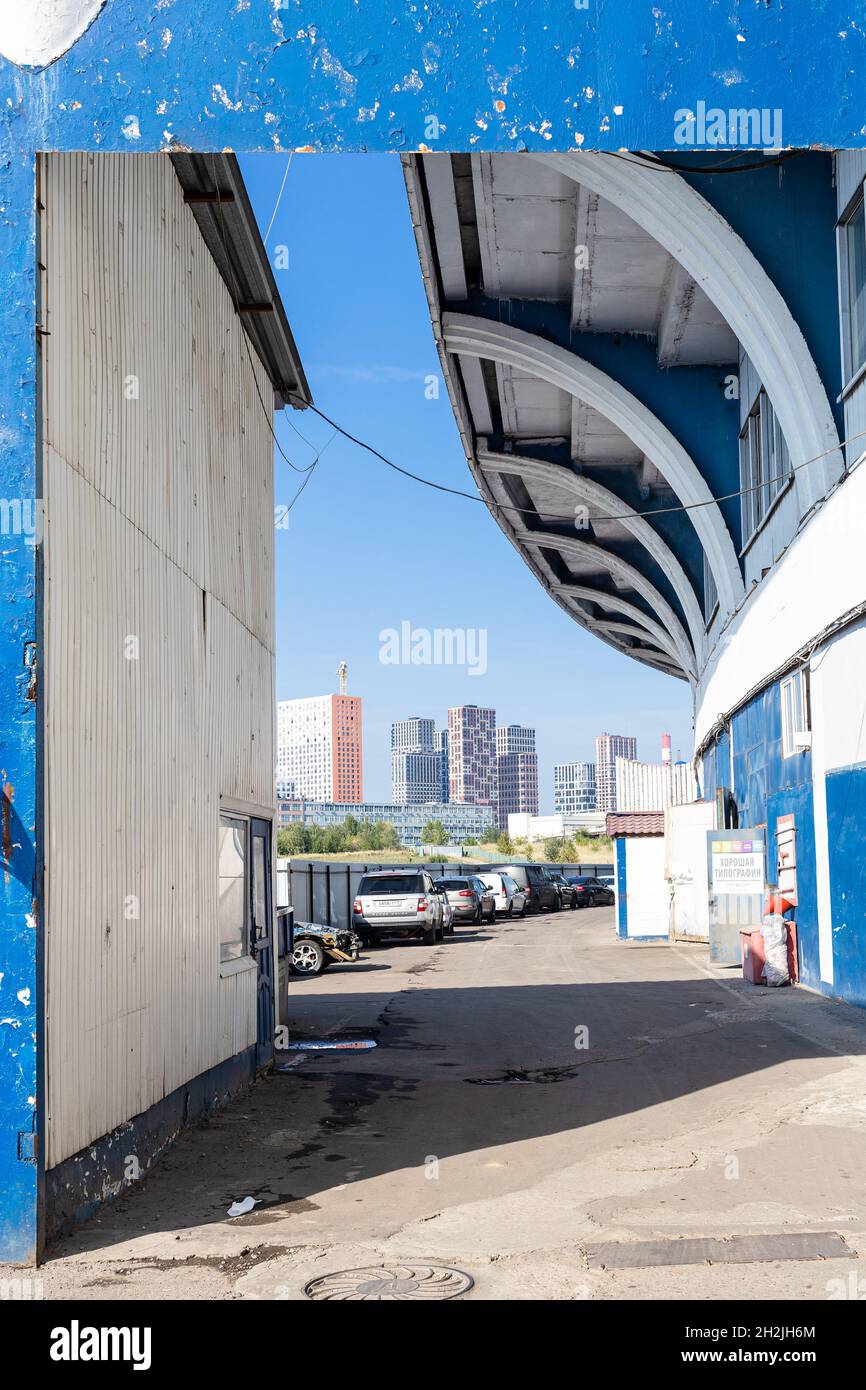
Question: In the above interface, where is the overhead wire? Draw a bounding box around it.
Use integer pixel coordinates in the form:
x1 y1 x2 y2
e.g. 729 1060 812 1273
287 393 863 531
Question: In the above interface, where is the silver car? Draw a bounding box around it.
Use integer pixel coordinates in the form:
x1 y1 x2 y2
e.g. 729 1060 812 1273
352 870 444 945
433 875 496 925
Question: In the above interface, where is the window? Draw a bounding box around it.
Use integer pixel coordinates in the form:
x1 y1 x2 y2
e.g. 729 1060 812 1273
739 389 790 546
781 669 811 758
839 193 866 384
218 814 249 962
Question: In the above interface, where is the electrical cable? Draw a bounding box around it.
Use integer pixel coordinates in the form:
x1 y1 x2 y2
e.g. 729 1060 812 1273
608 150 807 176
263 153 292 245
287 393 864 530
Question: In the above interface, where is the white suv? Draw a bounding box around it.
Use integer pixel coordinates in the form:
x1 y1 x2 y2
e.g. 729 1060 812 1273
352 870 445 946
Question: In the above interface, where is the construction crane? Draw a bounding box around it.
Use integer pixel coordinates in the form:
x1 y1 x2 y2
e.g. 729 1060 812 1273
337 661 348 696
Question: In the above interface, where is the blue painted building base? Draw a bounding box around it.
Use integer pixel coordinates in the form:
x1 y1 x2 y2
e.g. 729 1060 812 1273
44 1044 258 1248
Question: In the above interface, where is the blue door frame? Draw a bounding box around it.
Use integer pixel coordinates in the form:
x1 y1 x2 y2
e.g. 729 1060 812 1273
1 0 862 1266
250 818 275 1071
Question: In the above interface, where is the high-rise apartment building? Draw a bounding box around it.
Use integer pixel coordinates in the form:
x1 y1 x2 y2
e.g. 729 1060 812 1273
595 731 637 812
436 728 449 804
390 717 440 804
554 761 597 814
496 724 538 827
447 705 496 806
277 693 363 802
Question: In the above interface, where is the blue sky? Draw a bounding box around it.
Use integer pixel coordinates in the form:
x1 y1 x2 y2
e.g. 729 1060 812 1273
240 154 693 811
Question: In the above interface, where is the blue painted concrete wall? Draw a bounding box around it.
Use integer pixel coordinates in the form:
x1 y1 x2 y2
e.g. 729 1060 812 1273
702 682 821 993
825 763 866 1008
2 3 866 155
615 837 628 940
0 152 39 1263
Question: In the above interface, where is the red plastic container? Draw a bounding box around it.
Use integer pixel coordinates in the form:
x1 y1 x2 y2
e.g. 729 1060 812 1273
739 923 798 985
740 929 766 984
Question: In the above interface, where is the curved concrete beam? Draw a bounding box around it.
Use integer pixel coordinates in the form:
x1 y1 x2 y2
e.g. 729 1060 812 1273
549 581 689 672
445 314 744 618
520 528 697 679
479 446 706 659
538 151 843 511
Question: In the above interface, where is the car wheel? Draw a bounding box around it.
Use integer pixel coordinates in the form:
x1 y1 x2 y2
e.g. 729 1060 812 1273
506 901 514 918
519 900 527 918
487 904 496 923
474 904 483 924
290 939 325 977
421 923 437 945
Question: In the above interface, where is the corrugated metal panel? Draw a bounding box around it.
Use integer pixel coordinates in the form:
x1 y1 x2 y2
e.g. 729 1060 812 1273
835 150 866 216
41 154 274 1168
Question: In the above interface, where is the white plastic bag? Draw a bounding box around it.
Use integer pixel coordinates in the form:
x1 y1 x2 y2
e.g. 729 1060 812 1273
761 914 789 987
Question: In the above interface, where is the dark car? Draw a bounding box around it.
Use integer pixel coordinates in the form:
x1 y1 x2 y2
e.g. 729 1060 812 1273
567 875 615 907
498 864 560 914
549 873 578 909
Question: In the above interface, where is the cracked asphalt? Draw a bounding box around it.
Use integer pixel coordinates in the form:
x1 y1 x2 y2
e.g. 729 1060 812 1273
23 907 866 1299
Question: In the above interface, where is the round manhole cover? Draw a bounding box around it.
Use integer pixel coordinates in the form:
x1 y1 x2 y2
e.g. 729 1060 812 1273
304 1263 474 1301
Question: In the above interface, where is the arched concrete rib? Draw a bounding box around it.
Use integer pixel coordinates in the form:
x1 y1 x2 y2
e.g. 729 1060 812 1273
519 528 697 679
479 446 705 659
444 314 744 619
537 151 843 511
548 582 694 680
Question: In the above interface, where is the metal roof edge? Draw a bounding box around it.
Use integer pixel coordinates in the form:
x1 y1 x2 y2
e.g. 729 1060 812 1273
170 152 311 410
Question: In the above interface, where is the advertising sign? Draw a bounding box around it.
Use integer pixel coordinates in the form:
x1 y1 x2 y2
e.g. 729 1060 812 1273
710 837 766 896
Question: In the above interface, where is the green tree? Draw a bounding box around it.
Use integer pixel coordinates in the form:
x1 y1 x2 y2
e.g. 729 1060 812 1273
377 820 401 850
356 821 379 851
277 825 307 857
421 819 448 846
543 837 564 862
496 831 513 854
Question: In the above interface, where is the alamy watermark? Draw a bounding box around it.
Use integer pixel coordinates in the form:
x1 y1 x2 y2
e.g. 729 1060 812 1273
0 498 42 545
674 101 783 150
379 621 488 676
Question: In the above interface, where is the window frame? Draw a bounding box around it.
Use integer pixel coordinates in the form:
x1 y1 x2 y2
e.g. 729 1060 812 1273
218 811 252 971
837 182 866 395
780 668 812 758
738 387 793 552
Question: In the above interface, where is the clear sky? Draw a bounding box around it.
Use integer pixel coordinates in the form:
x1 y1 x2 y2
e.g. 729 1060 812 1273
239 153 694 811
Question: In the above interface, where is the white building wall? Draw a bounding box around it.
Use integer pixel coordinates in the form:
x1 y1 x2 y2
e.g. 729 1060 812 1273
695 457 866 746
621 838 669 938
41 154 275 1167
664 801 716 941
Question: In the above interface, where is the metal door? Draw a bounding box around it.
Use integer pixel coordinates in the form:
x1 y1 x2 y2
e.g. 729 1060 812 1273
706 829 766 965
250 818 274 1069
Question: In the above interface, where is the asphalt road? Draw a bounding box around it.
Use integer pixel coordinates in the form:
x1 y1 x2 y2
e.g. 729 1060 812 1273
24 906 866 1299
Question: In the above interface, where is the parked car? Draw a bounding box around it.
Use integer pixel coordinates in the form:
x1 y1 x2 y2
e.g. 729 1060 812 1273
352 870 445 945
432 883 455 934
290 922 361 977
478 871 527 917
433 875 496 925
548 872 578 909
498 864 560 914
567 875 616 907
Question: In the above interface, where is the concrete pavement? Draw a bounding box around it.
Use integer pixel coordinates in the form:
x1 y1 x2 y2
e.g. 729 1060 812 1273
21 907 866 1299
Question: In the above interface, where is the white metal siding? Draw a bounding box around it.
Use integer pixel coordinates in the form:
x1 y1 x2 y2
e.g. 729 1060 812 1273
623 838 669 938
41 154 275 1167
